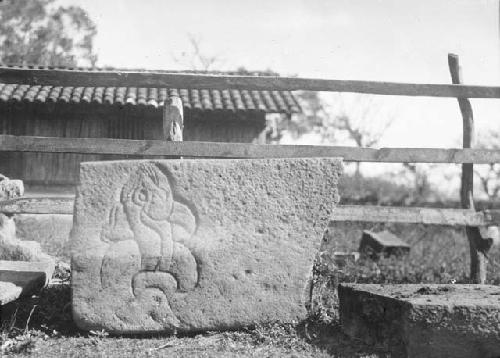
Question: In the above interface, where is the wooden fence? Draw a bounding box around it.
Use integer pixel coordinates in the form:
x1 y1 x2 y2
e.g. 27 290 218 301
0 54 499 283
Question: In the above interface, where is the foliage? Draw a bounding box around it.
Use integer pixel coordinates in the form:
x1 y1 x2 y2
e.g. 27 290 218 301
391 164 439 205
4 222 500 357
0 0 97 66
474 129 500 203
279 91 328 141
311 220 500 324
282 92 393 147
338 172 444 206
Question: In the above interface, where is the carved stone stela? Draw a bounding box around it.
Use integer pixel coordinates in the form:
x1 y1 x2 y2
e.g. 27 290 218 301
99 164 199 326
70 158 342 333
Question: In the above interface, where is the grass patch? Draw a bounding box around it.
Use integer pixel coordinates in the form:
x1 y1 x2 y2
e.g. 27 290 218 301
3 222 499 356
0 261 387 357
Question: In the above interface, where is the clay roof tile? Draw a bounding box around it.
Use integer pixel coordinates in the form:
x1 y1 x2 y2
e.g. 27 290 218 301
0 66 302 116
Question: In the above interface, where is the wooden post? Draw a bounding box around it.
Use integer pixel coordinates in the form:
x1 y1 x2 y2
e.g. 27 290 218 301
163 96 183 142
448 53 492 283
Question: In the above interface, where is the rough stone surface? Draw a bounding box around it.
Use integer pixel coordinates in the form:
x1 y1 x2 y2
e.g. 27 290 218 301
339 283 500 358
0 175 24 201
0 260 54 296
15 214 73 260
359 230 410 258
70 158 342 333
0 281 23 305
0 214 54 262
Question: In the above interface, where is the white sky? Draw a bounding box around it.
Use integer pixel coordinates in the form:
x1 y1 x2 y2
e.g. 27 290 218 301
63 0 500 151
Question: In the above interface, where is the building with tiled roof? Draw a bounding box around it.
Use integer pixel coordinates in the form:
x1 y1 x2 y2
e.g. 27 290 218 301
0 66 301 185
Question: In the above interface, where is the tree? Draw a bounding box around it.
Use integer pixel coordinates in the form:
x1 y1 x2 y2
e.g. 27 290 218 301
397 163 435 204
474 129 500 203
327 94 393 148
282 92 394 175
283 92 393 146
172 33 224 71
0 0 97 67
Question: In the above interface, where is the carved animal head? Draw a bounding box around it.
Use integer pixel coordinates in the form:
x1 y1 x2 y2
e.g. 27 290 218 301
121 165 174 223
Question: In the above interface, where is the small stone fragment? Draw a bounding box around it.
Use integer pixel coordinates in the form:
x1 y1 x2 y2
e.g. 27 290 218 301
0 175 24 201
0 281 23 305
359 230 410 258
70 158 342 333
0 214 54 262
332 251 359 268
339 283 500 358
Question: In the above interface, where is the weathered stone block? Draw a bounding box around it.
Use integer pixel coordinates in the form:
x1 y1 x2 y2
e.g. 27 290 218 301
339 283 500 358
70 158 342 333
359 230 410 258
0 175 24 201
0 260 55 303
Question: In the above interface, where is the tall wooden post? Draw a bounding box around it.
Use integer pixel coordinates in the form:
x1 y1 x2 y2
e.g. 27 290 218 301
448 53 491 283
163 96 184 142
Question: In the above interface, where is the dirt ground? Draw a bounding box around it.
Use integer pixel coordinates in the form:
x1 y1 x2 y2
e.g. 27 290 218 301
1 283 386 358
4 211 500 357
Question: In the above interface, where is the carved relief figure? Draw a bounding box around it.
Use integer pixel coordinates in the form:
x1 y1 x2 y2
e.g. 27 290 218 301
100 164 199 300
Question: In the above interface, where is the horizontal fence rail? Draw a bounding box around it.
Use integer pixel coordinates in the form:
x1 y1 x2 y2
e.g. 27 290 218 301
2 135 500 163
0 197 74 215
2 196 499 227
333 205 492 226
2 67 500 98
1 60 497 284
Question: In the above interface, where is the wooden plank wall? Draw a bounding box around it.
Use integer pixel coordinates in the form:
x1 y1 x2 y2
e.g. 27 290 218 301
0 103 267 183
0 103 145 183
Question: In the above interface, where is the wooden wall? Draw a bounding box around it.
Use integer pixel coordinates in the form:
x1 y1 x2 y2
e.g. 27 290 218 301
184 109 267 144
0 103 267 184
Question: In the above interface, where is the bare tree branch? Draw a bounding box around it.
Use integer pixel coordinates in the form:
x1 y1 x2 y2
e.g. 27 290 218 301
172 33 225 71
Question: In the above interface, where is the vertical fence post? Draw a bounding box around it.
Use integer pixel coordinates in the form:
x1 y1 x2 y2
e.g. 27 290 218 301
448 53 491 283
163 96 184 142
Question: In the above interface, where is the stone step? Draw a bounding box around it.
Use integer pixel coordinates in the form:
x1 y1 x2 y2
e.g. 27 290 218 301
339 283 500 358
0 260 55 305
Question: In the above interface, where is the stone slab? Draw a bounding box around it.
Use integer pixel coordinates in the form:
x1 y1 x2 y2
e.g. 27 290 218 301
0 281 23 305
0 260 54 296
70 158 342 333
339 283 500 358
359 230 410 258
